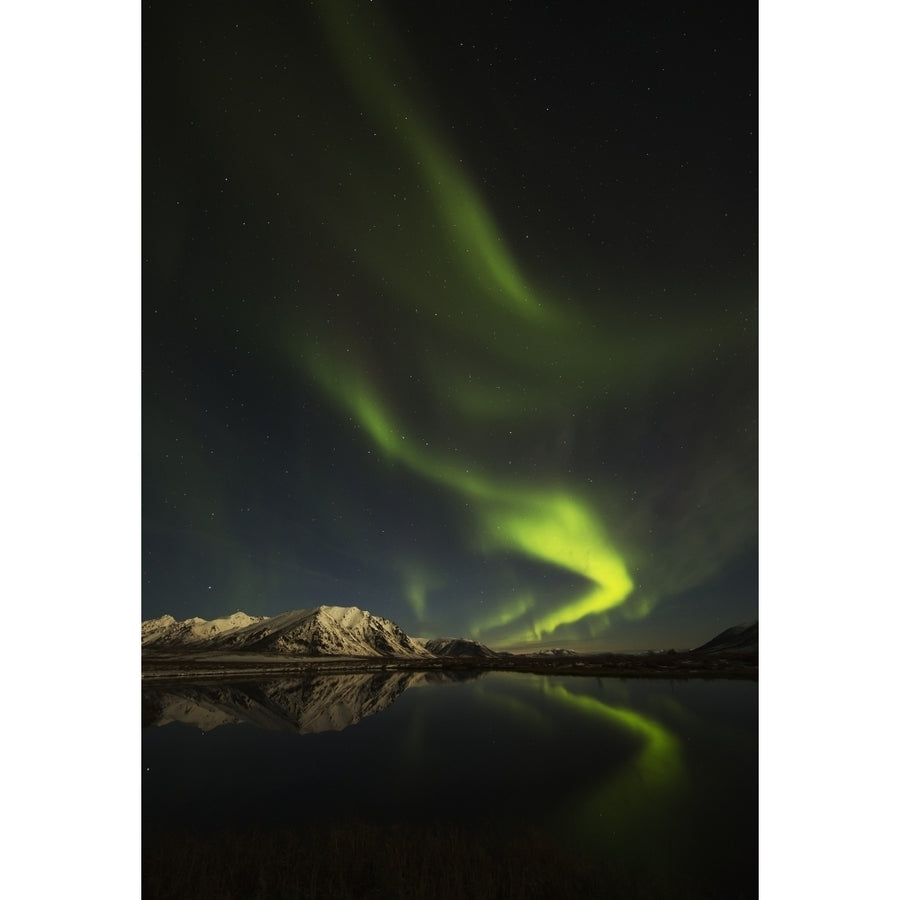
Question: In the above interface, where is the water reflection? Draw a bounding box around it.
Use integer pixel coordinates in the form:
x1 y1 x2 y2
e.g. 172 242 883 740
538 679 687 871
143 672 757 897
142 670 483 734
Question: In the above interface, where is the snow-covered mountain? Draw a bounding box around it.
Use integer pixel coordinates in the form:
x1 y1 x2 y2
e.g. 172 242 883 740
141 611 266 647
142 605 494 659
218 606 429 656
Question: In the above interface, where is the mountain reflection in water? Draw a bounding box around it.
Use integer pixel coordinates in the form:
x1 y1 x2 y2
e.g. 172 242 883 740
142 670 483 734
143 672 757 899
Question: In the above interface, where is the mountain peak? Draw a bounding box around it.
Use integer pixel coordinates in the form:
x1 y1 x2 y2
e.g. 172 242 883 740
143 605 430 658
141 604 500 660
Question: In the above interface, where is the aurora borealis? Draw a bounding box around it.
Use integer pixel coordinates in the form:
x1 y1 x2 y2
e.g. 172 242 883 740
143 0 757 650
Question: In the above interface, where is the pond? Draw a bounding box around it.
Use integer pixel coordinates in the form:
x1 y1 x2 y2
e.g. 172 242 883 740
143 671 757 898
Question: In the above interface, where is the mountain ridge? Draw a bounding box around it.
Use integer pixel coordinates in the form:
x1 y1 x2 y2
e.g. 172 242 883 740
142 605 758 663
141 605 493 659
692 620 758 654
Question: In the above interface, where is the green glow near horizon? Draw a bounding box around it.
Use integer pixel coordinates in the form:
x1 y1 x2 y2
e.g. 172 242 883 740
396 560 444 622
405 578 427 621
469 592 536 638
308 364 633 641
479 497 633 641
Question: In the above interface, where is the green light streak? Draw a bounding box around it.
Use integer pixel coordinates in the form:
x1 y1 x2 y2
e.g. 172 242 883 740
414 141 542 319
480 496 633 641
543 681 683 792
264 1 753 635
308 360 633 641
405 580 427 620
315 0 547 323
540 681 686 842
396 560 443 622
469 592 536 639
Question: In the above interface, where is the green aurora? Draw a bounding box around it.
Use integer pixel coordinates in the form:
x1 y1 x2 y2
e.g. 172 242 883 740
143 0 757 649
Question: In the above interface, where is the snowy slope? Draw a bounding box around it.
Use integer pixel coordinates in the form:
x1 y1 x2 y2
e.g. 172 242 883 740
141 611 268 647
142 605 434 658
214 606 431 657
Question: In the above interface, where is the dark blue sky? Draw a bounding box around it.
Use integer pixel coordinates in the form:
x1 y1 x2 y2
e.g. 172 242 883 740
143 0 757 650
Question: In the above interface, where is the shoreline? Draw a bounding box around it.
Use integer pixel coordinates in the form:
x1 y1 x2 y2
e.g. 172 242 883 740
141 650 758 683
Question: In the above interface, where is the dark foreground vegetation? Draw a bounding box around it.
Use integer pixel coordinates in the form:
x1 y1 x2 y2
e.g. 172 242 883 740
143 820 757 900
141 649 757 683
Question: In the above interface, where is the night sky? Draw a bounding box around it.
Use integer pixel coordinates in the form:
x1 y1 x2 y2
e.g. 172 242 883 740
143 0 757 650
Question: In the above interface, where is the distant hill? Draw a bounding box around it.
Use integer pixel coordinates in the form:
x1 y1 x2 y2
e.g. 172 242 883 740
693 621 758 654
142 605 497 659
417 637 499 658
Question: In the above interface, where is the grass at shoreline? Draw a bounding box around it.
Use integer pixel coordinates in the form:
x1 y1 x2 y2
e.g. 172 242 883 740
141 650 758 684
143 820 755 900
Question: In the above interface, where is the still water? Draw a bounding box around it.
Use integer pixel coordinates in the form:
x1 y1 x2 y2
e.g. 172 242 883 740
143 671 757 897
